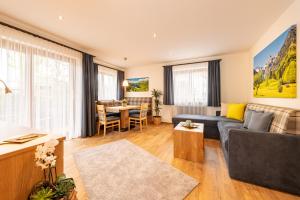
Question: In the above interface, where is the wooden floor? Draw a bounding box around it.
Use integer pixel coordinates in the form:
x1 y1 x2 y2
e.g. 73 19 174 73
64 123 300 200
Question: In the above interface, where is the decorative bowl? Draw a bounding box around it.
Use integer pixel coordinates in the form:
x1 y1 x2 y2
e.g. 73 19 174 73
180 122 198 129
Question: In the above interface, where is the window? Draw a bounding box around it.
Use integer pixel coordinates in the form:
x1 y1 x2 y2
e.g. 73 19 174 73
173 62 208 107
98 66 117 100
0 25 82 139
32 55 75 134
0 47 28 125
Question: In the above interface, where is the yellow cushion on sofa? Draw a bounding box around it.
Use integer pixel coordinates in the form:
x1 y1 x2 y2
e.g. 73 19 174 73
226 104 246 121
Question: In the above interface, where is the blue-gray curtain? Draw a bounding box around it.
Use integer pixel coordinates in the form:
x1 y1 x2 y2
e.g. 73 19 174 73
81 53 96 137
94 63 98 101
117 70 125 100
163 65 174 105
208 60 221 107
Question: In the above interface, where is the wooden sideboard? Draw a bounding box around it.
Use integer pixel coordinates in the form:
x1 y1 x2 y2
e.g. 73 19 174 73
0 121 65 200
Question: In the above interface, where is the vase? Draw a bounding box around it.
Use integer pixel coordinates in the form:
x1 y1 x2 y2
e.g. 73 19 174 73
153 116 161 125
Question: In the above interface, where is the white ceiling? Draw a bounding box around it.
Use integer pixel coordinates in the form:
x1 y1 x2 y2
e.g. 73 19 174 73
0 0 294 67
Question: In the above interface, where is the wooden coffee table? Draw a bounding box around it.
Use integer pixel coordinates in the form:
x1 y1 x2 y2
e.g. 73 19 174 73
173 122 204 162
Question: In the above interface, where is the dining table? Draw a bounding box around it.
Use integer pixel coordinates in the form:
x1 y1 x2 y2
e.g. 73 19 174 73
106 105 140 130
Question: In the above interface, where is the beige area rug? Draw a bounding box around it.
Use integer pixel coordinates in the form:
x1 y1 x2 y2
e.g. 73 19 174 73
74 139 199 200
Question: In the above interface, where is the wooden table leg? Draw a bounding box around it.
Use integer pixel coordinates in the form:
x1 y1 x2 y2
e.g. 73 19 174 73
120 110 129 129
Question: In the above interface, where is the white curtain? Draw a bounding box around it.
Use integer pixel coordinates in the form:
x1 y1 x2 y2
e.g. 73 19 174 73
0 25 82 139
173 62 208 115
98 66 117 100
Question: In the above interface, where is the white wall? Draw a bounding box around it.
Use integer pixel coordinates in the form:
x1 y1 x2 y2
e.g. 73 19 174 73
220 52 251 103
249 0 300 109
125 64 164 98
125 51 250 122
125 64 173 122
125 0 300 122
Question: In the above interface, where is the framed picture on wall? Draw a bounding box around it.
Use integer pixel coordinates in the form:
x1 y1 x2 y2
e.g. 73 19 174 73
253 24 297 98
127 77 149 92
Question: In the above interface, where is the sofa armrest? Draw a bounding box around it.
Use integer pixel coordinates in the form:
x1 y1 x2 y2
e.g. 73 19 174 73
228 129 300 195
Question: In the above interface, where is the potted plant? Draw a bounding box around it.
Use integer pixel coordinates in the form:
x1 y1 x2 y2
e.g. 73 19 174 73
151 89 163 125
29 139 77 200
29 175 76 200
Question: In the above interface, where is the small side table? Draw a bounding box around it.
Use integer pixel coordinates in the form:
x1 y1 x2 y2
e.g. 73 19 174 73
173 122 204 162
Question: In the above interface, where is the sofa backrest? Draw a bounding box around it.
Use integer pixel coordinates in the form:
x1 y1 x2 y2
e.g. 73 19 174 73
97 98 153 115
97 100 121 107
126 97 152 113
246 103 299 134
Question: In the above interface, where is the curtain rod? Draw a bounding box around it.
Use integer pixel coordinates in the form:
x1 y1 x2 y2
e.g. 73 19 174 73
0 21 89 55
165 59 222 67
95 63 123 71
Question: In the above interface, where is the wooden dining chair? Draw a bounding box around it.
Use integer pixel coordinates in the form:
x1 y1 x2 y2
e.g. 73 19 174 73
129 103 148 132
96 105 120 136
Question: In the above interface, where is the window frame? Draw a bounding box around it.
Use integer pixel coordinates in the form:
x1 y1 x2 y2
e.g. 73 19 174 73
97 66 118 100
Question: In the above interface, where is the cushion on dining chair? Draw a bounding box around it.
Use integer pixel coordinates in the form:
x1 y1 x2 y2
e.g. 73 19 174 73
129 110 140 115
106 112 120 117
130 114 140 118
106 116 120 122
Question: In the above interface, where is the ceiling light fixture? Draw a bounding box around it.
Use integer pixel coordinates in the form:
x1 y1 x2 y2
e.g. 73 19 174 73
153 33 157 38
124 57 127 61
58 15 63 20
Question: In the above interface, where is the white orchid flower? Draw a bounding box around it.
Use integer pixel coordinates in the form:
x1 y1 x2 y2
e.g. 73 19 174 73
34 139 58 170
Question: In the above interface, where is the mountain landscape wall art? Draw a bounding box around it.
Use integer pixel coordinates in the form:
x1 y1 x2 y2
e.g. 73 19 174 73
253 25 297 98
126 77 149 92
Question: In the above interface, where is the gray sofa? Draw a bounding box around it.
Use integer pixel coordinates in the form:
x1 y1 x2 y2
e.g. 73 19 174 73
172 114 240 139
172 103 300 195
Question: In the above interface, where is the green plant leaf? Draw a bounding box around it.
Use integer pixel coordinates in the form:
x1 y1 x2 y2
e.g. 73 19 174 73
30 187 55 200
53 177 76 198
151 89 163 116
